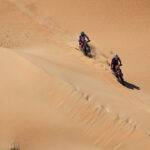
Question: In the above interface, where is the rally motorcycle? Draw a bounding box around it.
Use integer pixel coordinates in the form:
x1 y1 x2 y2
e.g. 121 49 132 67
79 40 91 57
112 65 125 85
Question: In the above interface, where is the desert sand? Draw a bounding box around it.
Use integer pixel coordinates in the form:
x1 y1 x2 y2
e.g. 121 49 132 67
0 0 150 150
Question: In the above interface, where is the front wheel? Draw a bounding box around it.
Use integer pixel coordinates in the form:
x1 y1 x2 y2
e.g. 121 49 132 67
86 46 91 57
118 75 125 85
83 47 88 56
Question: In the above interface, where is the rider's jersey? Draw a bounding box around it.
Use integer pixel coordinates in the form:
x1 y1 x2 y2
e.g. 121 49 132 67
111 58 121 67
79 35 89 42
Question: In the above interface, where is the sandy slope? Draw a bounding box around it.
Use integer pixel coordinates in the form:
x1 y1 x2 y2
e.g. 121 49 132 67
0 0 150 150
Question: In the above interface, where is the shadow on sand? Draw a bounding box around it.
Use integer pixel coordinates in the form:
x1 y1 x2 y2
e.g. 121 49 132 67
124 81 140 90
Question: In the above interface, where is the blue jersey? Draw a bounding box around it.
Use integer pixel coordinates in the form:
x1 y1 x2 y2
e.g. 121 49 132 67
79 35 89 42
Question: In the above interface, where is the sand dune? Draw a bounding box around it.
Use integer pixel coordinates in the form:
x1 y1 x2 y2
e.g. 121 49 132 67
0 0 150 150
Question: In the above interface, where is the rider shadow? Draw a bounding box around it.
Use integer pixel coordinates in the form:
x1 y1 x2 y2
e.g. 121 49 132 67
124 81 140 90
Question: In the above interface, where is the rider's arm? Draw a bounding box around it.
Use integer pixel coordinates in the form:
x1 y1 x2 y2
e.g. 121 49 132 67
85 35 90 41
111 59 113 68
78 36 81 42
118 58 122 65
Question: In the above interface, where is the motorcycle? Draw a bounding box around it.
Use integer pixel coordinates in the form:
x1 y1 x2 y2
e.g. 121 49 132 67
112 65 125 85
79 40 91 57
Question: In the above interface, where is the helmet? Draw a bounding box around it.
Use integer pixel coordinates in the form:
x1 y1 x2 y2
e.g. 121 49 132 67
81 31 85 36
114 54 118 60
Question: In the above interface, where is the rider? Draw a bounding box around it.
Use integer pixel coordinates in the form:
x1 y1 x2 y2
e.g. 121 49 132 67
111 54 122 73
79 31 90 49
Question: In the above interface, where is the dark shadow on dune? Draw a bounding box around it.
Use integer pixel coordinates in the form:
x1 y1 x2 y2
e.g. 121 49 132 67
124 81 140 90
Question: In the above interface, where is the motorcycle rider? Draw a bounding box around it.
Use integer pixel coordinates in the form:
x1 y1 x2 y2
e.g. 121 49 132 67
111 54 122 73
79 31 90 49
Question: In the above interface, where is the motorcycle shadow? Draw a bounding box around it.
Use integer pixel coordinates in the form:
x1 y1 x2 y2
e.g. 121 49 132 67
124 81 140 90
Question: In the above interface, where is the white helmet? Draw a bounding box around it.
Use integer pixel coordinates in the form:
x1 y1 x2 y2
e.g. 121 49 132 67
114 54 118 59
